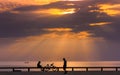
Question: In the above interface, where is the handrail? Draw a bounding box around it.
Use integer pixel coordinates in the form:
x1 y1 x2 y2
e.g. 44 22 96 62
0 67 120 72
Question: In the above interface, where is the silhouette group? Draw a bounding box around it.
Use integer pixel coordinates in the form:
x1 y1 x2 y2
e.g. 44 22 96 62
37 58 67 74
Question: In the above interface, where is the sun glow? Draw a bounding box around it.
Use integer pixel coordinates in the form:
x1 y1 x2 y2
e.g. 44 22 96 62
66 3 75 6
40 31 92 39
62 0 82 1
4 30 102 60
43 28 73 32
47 8 75 15
37 8 76 15
9 31 97 60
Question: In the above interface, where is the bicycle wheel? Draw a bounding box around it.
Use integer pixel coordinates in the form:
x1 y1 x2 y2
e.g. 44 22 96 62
44 67 50 72
52 67 59 72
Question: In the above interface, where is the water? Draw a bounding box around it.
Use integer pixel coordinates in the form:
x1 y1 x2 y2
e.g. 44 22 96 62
0 61 120 67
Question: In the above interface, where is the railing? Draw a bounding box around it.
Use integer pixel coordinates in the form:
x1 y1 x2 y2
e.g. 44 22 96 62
0 67 120 72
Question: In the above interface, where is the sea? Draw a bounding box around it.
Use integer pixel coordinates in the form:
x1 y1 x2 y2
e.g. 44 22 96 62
0 61 120 67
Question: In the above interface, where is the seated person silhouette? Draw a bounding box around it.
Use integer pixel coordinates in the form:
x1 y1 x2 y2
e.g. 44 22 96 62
37 61 44 71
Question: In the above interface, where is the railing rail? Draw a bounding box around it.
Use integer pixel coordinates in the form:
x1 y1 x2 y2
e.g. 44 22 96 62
0 67 120 72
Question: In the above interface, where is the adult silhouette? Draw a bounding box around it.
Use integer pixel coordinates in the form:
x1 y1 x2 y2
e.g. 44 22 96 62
63 58 67 74
37 61 44 71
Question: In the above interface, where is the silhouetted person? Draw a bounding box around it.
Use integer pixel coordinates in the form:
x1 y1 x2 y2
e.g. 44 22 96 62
63 58 67 74
37 61 44 71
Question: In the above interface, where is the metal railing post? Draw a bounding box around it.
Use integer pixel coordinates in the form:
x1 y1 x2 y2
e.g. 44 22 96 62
13 68 15 72
116 67 118 72
28 68 30 72
101 67 103 71
72 67 74 71
86 68 88 71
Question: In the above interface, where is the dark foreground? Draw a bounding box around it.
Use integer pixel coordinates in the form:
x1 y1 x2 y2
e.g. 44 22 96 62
0 71 120 75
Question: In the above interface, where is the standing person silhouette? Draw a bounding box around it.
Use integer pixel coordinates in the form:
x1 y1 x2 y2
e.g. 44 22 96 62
63 58 67 74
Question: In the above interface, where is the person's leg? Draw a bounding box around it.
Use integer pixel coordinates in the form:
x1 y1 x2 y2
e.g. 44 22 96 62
63 67 66 74
64 67 67 74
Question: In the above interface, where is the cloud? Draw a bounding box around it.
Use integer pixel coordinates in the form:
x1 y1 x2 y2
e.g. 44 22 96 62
89 22 112 26
0 0 120 41
0 0 60 13
97 4 120 16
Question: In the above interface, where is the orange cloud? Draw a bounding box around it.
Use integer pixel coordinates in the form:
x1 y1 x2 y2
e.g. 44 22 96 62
43 28 73 32
98 4 120 16
89 22 112 26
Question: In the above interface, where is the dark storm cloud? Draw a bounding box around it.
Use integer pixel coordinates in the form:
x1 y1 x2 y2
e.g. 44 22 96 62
0 0 120 41
0 12 41 37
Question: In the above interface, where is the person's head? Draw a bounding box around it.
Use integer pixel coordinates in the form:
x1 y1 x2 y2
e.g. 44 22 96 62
63 58 66 60
38 61 41 63
47 64 49 66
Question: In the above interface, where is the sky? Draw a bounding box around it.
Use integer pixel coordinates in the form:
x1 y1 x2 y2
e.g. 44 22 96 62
0 0 120 61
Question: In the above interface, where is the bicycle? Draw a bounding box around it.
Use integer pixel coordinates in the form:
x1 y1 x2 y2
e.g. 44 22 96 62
44 63 59 72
